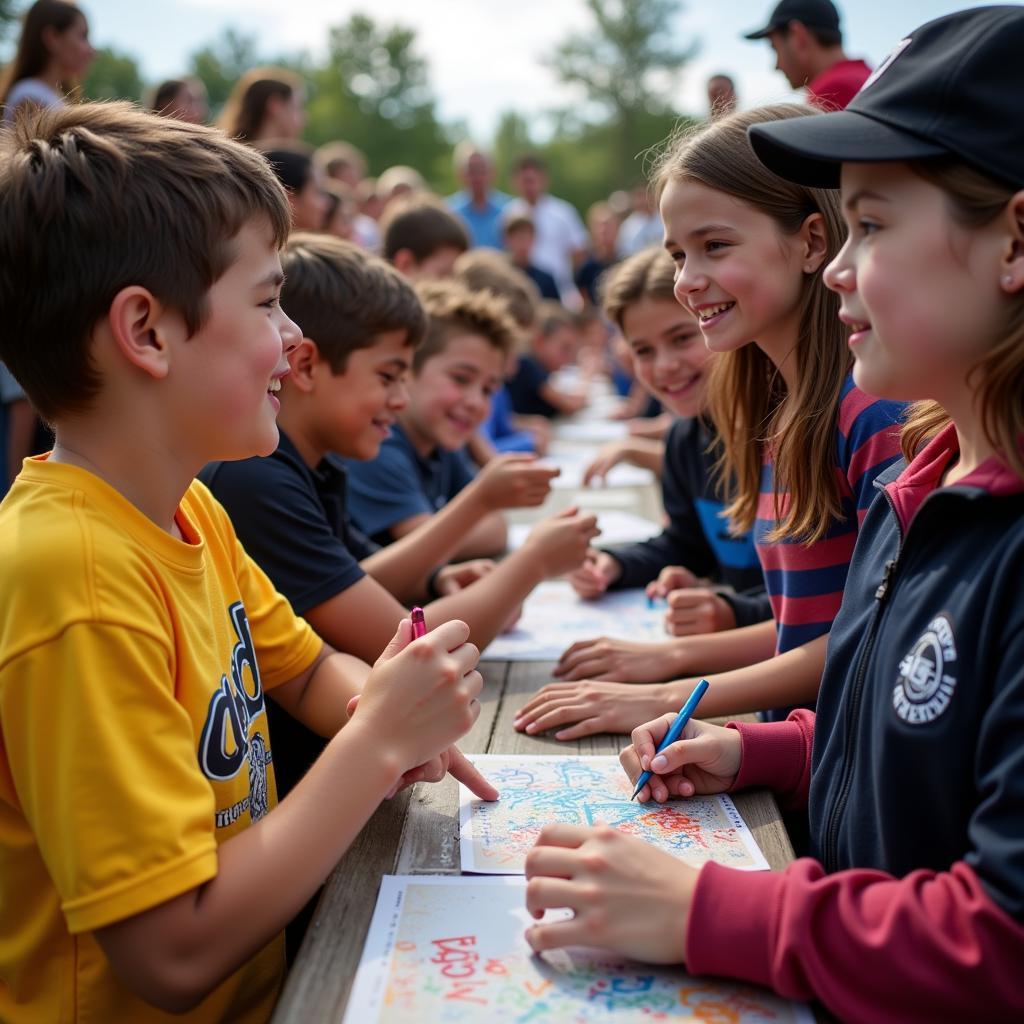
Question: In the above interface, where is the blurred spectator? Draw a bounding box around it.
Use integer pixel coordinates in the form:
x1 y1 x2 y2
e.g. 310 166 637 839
314 140 367 189
446 142 512 250
218 66 305 143
354 177 383 251
616 183 663 256
382 196 469 281
706 73 738 118
575 201 619 307
377 165 426 206
0 0 94 122
506 154 587 308
257 141 328 232
502 211 561 302
743 0 870 110
151 76 208 124
321 180 358 241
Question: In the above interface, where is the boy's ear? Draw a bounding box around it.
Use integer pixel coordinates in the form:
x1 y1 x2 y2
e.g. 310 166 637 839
107 286 180 380
799 212 829 275
285 338 323 393
999 189 1024 294
392 249 417 276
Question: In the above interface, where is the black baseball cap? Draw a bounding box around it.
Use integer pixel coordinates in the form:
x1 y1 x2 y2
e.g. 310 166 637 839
748 5 1024 190
743 0 841 39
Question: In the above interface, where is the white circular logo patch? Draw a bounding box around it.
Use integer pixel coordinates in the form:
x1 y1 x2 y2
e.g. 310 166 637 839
893 614 957 724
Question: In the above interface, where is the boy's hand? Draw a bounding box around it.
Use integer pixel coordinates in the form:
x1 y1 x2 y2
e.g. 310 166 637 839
521 507 600 578
568 549 620 599
433 559 496 595
554 635 680 682
474 454 559 511
620 714 742 803
663 589 736 637
352 618 483 772
645 565 699 600
525 824 695 964
513 680 671 741
383 745 499 801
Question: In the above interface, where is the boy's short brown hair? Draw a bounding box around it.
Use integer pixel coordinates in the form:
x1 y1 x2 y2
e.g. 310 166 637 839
381 196 469 263
599 246 677 331
536 300 577 338
0 102 291 422
501 212 535 237
281 233 427 372
413 279 518 374
453 249 540 330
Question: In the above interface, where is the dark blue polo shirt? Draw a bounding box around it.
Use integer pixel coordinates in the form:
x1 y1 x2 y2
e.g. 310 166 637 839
344 421 476 545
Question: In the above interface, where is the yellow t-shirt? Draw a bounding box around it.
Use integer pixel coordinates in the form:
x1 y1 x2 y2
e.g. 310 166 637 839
0 459 323 1023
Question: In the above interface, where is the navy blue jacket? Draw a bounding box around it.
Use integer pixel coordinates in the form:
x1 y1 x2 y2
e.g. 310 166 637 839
810 434 1024 917
609 417 770 628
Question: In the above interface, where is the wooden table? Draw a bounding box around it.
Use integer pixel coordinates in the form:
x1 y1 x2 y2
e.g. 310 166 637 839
272 410 798 1021
271 660 795 1022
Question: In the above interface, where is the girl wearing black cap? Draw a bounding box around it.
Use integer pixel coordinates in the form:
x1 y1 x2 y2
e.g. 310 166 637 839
524 8 1024 1022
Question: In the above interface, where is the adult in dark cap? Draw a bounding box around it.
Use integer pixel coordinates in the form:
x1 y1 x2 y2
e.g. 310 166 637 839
744 0 870 109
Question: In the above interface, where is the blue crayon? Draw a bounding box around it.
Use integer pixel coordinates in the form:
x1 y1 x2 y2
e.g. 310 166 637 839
631 679 710 801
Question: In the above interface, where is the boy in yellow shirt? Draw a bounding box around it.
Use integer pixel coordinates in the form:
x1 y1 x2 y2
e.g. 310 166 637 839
0 103 491 1022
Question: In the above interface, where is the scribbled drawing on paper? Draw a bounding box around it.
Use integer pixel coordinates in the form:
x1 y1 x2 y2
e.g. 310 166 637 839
459 755 769 874
482 583 664 662
344 876 814 1023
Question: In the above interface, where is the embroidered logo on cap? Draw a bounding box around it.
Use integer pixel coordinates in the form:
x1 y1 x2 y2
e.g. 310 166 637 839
893 614 957 724
860 36 912 93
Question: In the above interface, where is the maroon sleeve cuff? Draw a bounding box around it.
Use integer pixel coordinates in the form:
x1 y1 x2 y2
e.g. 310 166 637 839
686 859 786 987
726 710 814 809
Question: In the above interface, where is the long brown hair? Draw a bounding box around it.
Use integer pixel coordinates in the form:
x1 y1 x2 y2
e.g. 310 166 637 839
0 0 83 108
900 159 1024 479
217 66 302 143
654 104 850 543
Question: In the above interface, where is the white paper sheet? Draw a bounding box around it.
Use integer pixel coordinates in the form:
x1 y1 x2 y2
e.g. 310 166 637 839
507 510 661 551
459 755 769 874
344 875 815 1023
541 447 654 489
481 582 663 661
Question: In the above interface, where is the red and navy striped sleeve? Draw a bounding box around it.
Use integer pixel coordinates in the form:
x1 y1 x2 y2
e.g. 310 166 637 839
755 377 905 658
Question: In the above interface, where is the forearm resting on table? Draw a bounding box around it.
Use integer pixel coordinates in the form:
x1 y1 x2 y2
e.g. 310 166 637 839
95 720 400 1013
667 633 828 719
669 618 779 677
425 547 544 648
362 486 493 598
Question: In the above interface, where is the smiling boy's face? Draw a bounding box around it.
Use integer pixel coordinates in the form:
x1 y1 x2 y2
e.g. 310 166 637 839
170 219 300 465
309 328 412 461
402 333 505 453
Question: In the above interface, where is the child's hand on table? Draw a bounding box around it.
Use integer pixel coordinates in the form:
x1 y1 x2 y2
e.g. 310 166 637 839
524 823 696 963
513 680 671 741
567 548 620 599
554 635 680 682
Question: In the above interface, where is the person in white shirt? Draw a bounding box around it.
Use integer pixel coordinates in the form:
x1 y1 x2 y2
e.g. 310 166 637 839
0 0 94 123
506 154 588 308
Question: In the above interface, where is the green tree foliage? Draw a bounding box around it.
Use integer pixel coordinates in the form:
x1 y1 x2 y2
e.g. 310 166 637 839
544 0 697 184
0 0 16 43
188 27 260 116
82 46 143 103
304 13 453 187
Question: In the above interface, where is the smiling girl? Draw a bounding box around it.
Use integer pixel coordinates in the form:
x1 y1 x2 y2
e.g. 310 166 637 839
524 8 1024 1020
516 105 905 735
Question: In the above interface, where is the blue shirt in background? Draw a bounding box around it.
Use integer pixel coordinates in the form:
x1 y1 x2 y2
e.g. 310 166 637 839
446 189 512 250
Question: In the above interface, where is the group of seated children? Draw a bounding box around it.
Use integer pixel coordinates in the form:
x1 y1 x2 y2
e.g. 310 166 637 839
0 7 1022 1022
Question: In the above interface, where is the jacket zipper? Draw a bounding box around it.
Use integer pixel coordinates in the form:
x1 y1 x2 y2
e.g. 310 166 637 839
821 486 903 873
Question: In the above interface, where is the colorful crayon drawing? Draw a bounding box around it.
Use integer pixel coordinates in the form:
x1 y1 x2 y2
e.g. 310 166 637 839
344 876 814 1023
458 756 769 874
482 583 664 662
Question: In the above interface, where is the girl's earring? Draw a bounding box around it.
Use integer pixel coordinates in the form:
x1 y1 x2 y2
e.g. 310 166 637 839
1003 275 1014 287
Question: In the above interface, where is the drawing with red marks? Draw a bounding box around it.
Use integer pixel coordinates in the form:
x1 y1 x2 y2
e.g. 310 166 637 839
344 876 814 1023
459 755 769 874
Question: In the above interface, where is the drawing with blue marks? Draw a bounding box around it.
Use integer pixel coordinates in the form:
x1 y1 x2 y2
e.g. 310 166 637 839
344 876 815 1023
458 755 768 874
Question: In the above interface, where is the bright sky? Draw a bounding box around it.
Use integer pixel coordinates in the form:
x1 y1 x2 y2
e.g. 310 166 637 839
34 0 1001 140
